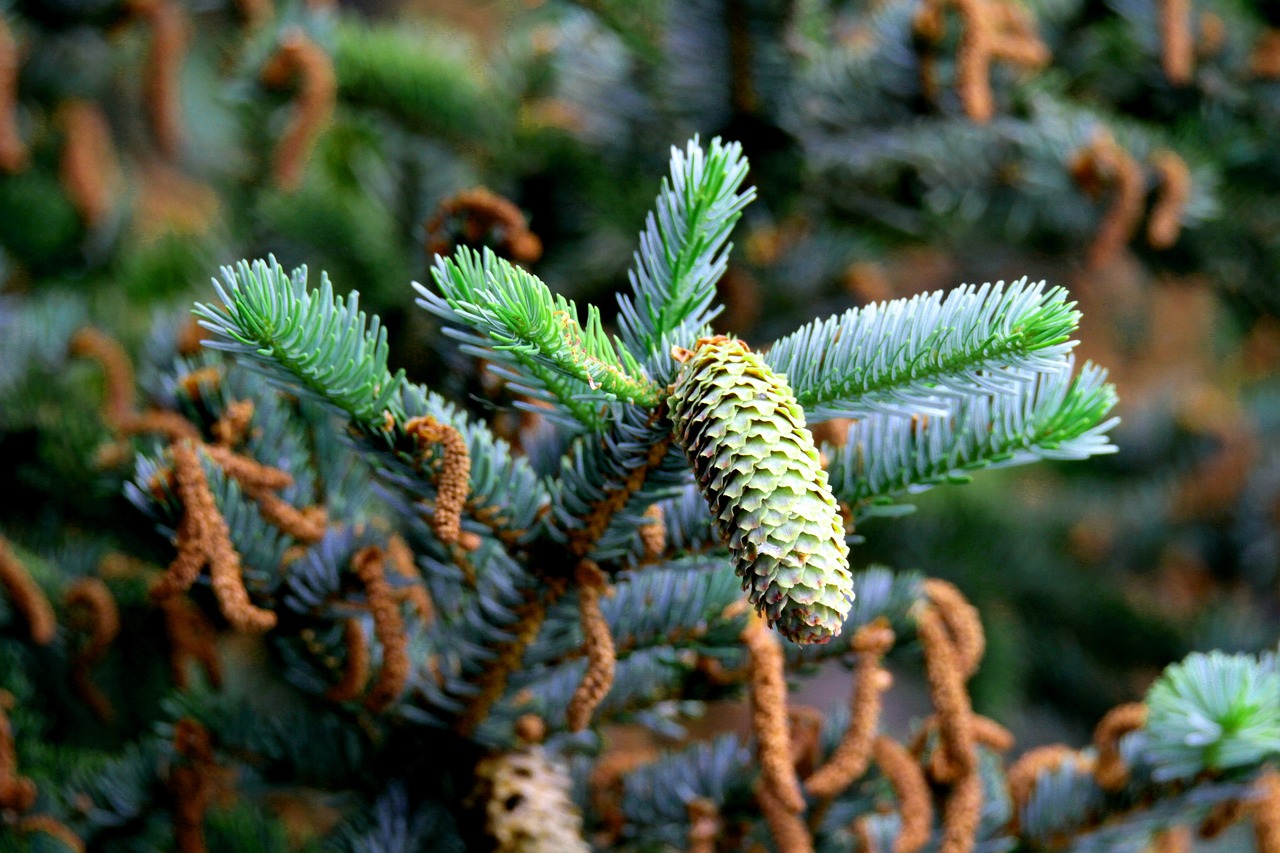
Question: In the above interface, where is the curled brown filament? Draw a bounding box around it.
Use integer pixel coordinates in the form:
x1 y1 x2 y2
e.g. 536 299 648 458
260 30 336 192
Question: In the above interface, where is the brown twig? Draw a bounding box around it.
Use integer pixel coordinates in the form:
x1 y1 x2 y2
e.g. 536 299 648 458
1070 131 1146 270
129 0 187 159
939 769 982 853
259 30 336 192
1005 745 1086 830
805 620 895 798
756 781 814 853
917 607 975 782
425 187 542 265
386 534 435 623
404 416 471 547
743 618 806 814
566 560 616 731
568 422 674 559
326 618 370 703
158 594 222 689
65 577 120 723
0 16 26 174
864 736 933 853
1254 769 1280 853
686 797 720 853
69 327 137 428
638 503 666 563
351 546 409 712
923 579 984 678
57 100 120 227
212 400 254 448
1159 0 1193 85
0 536 56 645
1092 702 1146 791
1147 150 1191 250
0 691 36 812
169 718 215 853
15 815 85 852
1199 797 1249 838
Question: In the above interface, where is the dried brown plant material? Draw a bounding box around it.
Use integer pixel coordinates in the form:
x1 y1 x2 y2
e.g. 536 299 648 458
1197 12 1226 58
1154 0 1194 85
169 718 215 853
0 16 25 174
1151 826 1192 853
129 0 188 159
805 620 895 798
119 409 202 442
954 0 996 123
325 618 370 702
756 782 814 853
15 815 85 852
567 561 617 731
65 578 120 723
69 327 136 428
939 770 982 853
57 100 121 227
201 443 327 543
1147 150 1191 249
923 579 984 678
135 164 221 238
1199 798 1248 838
425 187 543 264
639 503 666 562
476 744 591 853
1255 770 1280 853
234 0 272 28
1093 702 1146 791
211 400 253 447
570 424 674 559
177 366 222 402
259 31 336 192
1005 745 1084 829
742 618 806 814
351 546 409 712
789 705 826 780
0 693 37 812
514 714 546 745
971 715 1014 752
867 736 933 853
686 797 720 853
1071 131 1146 270
405 416 471 547
386 534 435 623
155 440 278 632
0 536 56 645
1252 30 1280 78
158 594 222 689
916 607 975 782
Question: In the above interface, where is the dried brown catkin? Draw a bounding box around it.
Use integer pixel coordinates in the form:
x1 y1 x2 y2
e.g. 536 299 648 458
566 560 616 731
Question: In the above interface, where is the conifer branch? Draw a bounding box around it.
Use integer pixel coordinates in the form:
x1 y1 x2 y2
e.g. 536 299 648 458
826 360 1119 521
767 278 1082 421
420 249 663 427
195 257 405 426
615 137 755 371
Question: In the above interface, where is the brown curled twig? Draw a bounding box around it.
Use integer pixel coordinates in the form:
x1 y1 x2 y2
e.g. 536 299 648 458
805 620 895 798
212 400 254 448
57 100 120 227
0 690 37 812
638 503 666 563
425 187 543 265
743 618 806 814
566 560 616 731
756 781 814 853
404 416 471 547
1005 745 1087 830
866 736 933 853
916 606 976 782
940 768 983 853
686 797 720 853
158 594 222 689
326 618 370 703
16 816 85 852
1159 0 1193 85
260 30 336 192
69 327 137 428
352 546 409 712
386 534 435 624
1147 150 1191 250
0 535 56 645
65 577 120 723
1254 769 1280 853
170 718 215 853
1092 702 1146 791
1199 797 1249 839
923 579 984 679
0 16 26 173
1070 131 1145 270
128 0 188 160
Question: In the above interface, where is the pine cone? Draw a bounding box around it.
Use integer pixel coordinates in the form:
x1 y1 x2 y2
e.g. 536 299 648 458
669 336 853 643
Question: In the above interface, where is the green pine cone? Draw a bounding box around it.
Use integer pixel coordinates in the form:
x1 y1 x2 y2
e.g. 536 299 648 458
668 336 854 644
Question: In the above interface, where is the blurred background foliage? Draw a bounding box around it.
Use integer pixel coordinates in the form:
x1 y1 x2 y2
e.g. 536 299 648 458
2 0 1280 848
